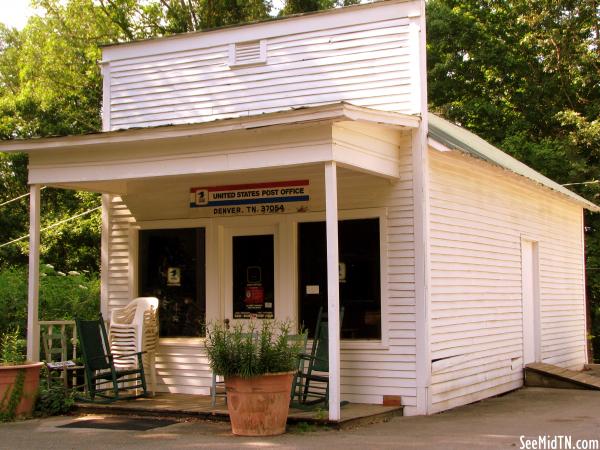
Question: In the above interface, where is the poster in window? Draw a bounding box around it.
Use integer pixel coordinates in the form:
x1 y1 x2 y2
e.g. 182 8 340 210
232 235 275 319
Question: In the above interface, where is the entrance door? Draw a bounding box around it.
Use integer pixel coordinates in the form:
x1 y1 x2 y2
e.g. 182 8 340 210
139 228 206 337
521 238 541 364
225 227 276 320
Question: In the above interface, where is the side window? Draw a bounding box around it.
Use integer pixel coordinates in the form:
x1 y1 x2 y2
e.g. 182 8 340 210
298 218 381 339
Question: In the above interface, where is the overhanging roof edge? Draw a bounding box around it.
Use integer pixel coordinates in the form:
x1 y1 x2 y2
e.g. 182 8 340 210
428 113 600 213
0 103 419 153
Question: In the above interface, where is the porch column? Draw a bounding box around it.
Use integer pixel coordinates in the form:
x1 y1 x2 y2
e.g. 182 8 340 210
324 161 341 421
26 184 41 362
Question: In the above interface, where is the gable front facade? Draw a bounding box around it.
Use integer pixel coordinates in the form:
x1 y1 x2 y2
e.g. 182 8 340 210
0 0 595 419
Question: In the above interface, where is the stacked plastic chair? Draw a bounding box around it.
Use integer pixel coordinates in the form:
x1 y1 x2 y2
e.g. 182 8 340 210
108 297 159 395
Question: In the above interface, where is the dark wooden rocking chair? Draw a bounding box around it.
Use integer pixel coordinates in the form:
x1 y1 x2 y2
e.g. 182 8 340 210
75 315 148 403
291 306 344 408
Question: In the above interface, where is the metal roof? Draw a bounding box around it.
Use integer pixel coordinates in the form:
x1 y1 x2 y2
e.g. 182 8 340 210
428 113 600 212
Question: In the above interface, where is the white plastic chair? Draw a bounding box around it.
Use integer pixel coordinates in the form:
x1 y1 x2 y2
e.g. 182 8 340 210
109 297 159 395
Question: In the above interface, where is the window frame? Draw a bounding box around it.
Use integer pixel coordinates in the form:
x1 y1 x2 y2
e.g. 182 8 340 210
294 207 389 350
134 218 214 346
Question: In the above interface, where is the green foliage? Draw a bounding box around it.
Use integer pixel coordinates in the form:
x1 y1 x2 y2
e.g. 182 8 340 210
35 381 75 416
0 328 26 365
0 265 100 338
426 0 600 360
280 0 359 16
0 329 27 422
0 368 25 422
205 320 305 378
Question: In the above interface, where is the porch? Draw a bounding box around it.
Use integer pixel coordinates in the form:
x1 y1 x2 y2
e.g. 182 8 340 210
11 103 424 420
74 393 403 429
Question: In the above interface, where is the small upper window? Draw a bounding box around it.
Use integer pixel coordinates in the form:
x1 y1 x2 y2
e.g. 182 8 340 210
228 40 267 68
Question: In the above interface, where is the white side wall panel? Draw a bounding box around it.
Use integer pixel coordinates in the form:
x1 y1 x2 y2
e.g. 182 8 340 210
104 11 420 130
428 149 586 414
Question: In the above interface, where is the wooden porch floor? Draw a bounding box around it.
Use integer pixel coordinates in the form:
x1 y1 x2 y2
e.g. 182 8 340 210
76 393 403 428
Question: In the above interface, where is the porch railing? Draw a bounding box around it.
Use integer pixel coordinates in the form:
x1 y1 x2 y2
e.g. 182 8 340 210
38 320 80 386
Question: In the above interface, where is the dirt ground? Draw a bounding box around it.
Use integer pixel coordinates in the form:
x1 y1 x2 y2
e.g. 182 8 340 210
1 387 599 449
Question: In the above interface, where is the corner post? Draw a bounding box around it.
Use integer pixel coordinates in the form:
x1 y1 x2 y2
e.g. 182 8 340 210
27 184 41 362
324 161 341 421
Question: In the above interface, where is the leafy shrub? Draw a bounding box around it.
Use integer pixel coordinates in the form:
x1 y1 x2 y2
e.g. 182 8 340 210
0 328 25 365
0 265 99 337
206 320 305 378
35 382 75 416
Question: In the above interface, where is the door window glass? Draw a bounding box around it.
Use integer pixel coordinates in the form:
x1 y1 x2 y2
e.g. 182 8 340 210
232 234 275 319
139 228 206 337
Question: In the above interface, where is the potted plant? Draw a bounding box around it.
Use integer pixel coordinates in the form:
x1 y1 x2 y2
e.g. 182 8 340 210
205 320 304 436
0 329 43 421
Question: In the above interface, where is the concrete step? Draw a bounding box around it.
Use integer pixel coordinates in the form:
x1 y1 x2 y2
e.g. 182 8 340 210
525 363 600 390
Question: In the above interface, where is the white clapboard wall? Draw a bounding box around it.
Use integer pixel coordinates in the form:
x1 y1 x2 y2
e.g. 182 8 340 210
103 138 419 412
101 1 422 130
427 149 586 414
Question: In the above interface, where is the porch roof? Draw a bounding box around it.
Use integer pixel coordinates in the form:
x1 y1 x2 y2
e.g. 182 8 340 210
0 103 419 153
0 103 419 188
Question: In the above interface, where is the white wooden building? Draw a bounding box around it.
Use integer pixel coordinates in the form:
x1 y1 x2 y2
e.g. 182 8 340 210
1 0 597 419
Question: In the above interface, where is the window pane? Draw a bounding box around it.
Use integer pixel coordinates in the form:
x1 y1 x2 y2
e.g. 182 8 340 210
298 218 381 339
232 234 275 319
139 228 206 337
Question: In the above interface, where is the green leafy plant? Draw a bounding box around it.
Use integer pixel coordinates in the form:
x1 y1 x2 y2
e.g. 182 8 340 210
35 381 75 417
0 369 24 422
205 320 305 378
0 328 25 365
0 265 100 337
0 328 27 422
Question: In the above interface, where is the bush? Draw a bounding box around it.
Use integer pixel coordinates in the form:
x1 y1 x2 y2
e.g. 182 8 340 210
0 265 100 337
35 382 75 416
0 328 26 365
205 320 305 378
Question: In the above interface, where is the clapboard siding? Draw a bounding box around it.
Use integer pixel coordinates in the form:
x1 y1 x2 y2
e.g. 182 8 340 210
428 149 586 413
105 195 135 312
103 7 421 130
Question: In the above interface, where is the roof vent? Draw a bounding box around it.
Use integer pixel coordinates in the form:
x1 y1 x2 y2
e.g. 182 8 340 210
228 40 267 68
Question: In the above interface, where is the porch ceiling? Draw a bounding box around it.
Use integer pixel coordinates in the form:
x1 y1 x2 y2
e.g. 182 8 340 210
0 103 419 193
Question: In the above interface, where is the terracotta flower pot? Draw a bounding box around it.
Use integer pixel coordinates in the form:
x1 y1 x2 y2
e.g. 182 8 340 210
225 371 294 436
0 362 43 418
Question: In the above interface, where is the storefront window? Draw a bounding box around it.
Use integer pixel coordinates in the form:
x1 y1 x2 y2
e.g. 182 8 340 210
139 228 206 337
298 218 381 339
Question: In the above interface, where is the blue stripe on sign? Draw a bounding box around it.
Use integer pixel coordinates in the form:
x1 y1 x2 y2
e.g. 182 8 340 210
204 195 309 207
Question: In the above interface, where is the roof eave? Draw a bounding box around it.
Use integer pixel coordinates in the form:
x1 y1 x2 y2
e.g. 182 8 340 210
0 103 420 153
427 131 600 213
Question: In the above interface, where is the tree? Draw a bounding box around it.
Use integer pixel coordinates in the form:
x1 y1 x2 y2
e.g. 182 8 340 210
426 0 600 358
280 0 359 16
0 0 281 272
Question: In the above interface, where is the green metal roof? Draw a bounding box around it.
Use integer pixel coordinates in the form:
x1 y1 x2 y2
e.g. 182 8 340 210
428 113 600 212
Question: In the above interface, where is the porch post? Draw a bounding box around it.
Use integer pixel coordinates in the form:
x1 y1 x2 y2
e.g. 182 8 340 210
324 161 341 421
26 184 41 362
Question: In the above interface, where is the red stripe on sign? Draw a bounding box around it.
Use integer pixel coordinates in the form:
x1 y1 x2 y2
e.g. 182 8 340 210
190 180 309 193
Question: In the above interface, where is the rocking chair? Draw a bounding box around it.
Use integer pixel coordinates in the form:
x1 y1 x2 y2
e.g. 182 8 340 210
76 315 148 403
291 306 344 407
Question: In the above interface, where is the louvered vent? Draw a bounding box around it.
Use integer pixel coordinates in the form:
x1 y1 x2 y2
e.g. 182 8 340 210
228 40 267 67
